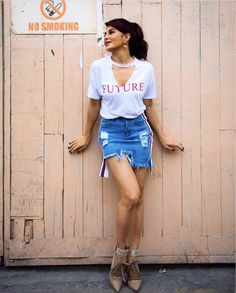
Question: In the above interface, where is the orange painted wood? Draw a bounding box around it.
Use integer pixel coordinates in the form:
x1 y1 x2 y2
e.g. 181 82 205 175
82 35 103 238
102 0 122 239
201 1 221 237
103 3 122 23
122 0 141 23
44 135 63 239
45 35 64 135
3 1 11 263
141 2 163 241
44 34 64 239
219 2 235 237
8 235 234 260
33 219 45 240
12 219 25 241
162 0 182 238
219 2 235 131
181 1 202 240
0 2 3 257
103 0 121 4
63 35 83 238
11 35 44 218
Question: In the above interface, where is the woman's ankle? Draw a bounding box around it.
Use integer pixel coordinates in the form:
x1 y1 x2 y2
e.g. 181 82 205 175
128 248 139 257
115 246 129 256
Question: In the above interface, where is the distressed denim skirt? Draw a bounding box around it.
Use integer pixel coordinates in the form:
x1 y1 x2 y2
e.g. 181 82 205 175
98 113 153 177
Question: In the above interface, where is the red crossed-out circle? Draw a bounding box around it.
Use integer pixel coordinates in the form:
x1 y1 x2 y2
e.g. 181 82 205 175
40 0 66 20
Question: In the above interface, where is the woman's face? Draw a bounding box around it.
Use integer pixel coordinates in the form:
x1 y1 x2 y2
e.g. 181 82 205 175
104 26 129 52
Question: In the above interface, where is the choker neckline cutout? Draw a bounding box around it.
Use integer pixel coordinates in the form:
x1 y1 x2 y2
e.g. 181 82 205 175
110 57 135 68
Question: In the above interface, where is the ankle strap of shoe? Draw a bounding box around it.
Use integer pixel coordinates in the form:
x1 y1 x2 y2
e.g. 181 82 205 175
128 249 139 257
116 246 128 256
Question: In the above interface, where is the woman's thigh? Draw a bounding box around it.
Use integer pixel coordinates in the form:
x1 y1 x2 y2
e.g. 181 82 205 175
133 167 148 194
106 155 140 198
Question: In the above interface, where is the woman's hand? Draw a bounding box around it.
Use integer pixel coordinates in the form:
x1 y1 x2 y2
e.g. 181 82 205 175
68 135 91 154
159 135 184 152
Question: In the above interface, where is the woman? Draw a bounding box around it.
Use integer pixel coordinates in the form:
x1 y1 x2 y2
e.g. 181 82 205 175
68 18 184 292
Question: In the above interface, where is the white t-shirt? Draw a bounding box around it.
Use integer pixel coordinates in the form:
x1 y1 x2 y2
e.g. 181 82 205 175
87 55 157 119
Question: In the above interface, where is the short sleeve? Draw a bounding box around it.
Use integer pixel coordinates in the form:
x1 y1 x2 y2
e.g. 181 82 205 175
87 63 101 100
143 64 157 99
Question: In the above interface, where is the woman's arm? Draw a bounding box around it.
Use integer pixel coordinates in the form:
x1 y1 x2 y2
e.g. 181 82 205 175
144 99 184 151
68 98 101 153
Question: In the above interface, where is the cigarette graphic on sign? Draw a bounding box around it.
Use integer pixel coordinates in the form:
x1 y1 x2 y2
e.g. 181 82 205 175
41 0 66 20
49 3 63 16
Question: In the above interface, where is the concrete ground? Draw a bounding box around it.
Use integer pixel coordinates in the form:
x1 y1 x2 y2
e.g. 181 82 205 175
0 264 234 293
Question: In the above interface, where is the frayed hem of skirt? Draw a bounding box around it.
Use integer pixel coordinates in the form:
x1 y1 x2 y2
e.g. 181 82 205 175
99 151 153 178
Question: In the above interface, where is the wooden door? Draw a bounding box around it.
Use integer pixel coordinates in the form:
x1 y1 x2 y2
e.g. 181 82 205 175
0 1 3 262
3 0 235 266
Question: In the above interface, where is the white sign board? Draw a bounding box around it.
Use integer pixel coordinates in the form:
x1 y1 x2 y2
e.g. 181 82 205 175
11 0 99 34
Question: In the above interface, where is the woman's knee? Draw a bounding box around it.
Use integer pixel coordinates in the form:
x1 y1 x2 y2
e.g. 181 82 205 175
121 188 140 209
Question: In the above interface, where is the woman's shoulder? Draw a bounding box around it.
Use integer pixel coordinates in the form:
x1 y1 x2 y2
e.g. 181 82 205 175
90 55 110 69
135 58 154 71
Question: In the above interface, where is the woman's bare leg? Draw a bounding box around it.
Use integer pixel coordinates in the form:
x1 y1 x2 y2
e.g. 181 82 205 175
106 155 140 249
127 168 148 249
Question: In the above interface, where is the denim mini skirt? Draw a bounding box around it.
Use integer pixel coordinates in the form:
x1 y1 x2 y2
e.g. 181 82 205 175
98 113 153 177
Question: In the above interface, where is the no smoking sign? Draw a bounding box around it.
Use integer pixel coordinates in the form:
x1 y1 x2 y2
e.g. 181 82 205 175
11 0 98 34
40 0 66 21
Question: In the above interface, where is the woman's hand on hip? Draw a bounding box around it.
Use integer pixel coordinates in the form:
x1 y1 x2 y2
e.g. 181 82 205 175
68 135 91 154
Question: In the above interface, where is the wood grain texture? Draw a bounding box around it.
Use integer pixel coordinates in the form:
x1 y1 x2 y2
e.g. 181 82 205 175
82 35 103 238
3 0 11 263
63 35 83 238
219 2 235 238
11 35 44 218
45 35 64 135
181 0 202 244
200 1 221 237
102 4 122 239
141 1 163 243
162 0 182 238
0 1 3 257
44 134 63 239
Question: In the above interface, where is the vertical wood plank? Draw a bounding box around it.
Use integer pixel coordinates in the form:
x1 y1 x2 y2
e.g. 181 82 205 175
3 0 11 262
0 1 3 256
11 35 44 218
181 1 202 242
219 1 235 237
102 0 122 241
44 135 63 239
220 132 235 237
45 35 63 135
44 35 64 239
201 0 221 237
83 35 103 238
103 3 122 22
162 0 182 238
13 219 25 241
219 1 235 131
33 219 45 240
141 2 163 243
122 0 141 23
64 35 83 238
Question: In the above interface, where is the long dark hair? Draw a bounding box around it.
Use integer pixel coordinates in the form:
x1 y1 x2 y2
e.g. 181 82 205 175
105 18 148 60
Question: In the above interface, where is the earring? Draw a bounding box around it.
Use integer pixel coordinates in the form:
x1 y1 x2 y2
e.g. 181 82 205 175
123 43 129 48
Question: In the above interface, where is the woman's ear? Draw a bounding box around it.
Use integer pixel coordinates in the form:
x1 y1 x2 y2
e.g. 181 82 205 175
125 33 131 41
